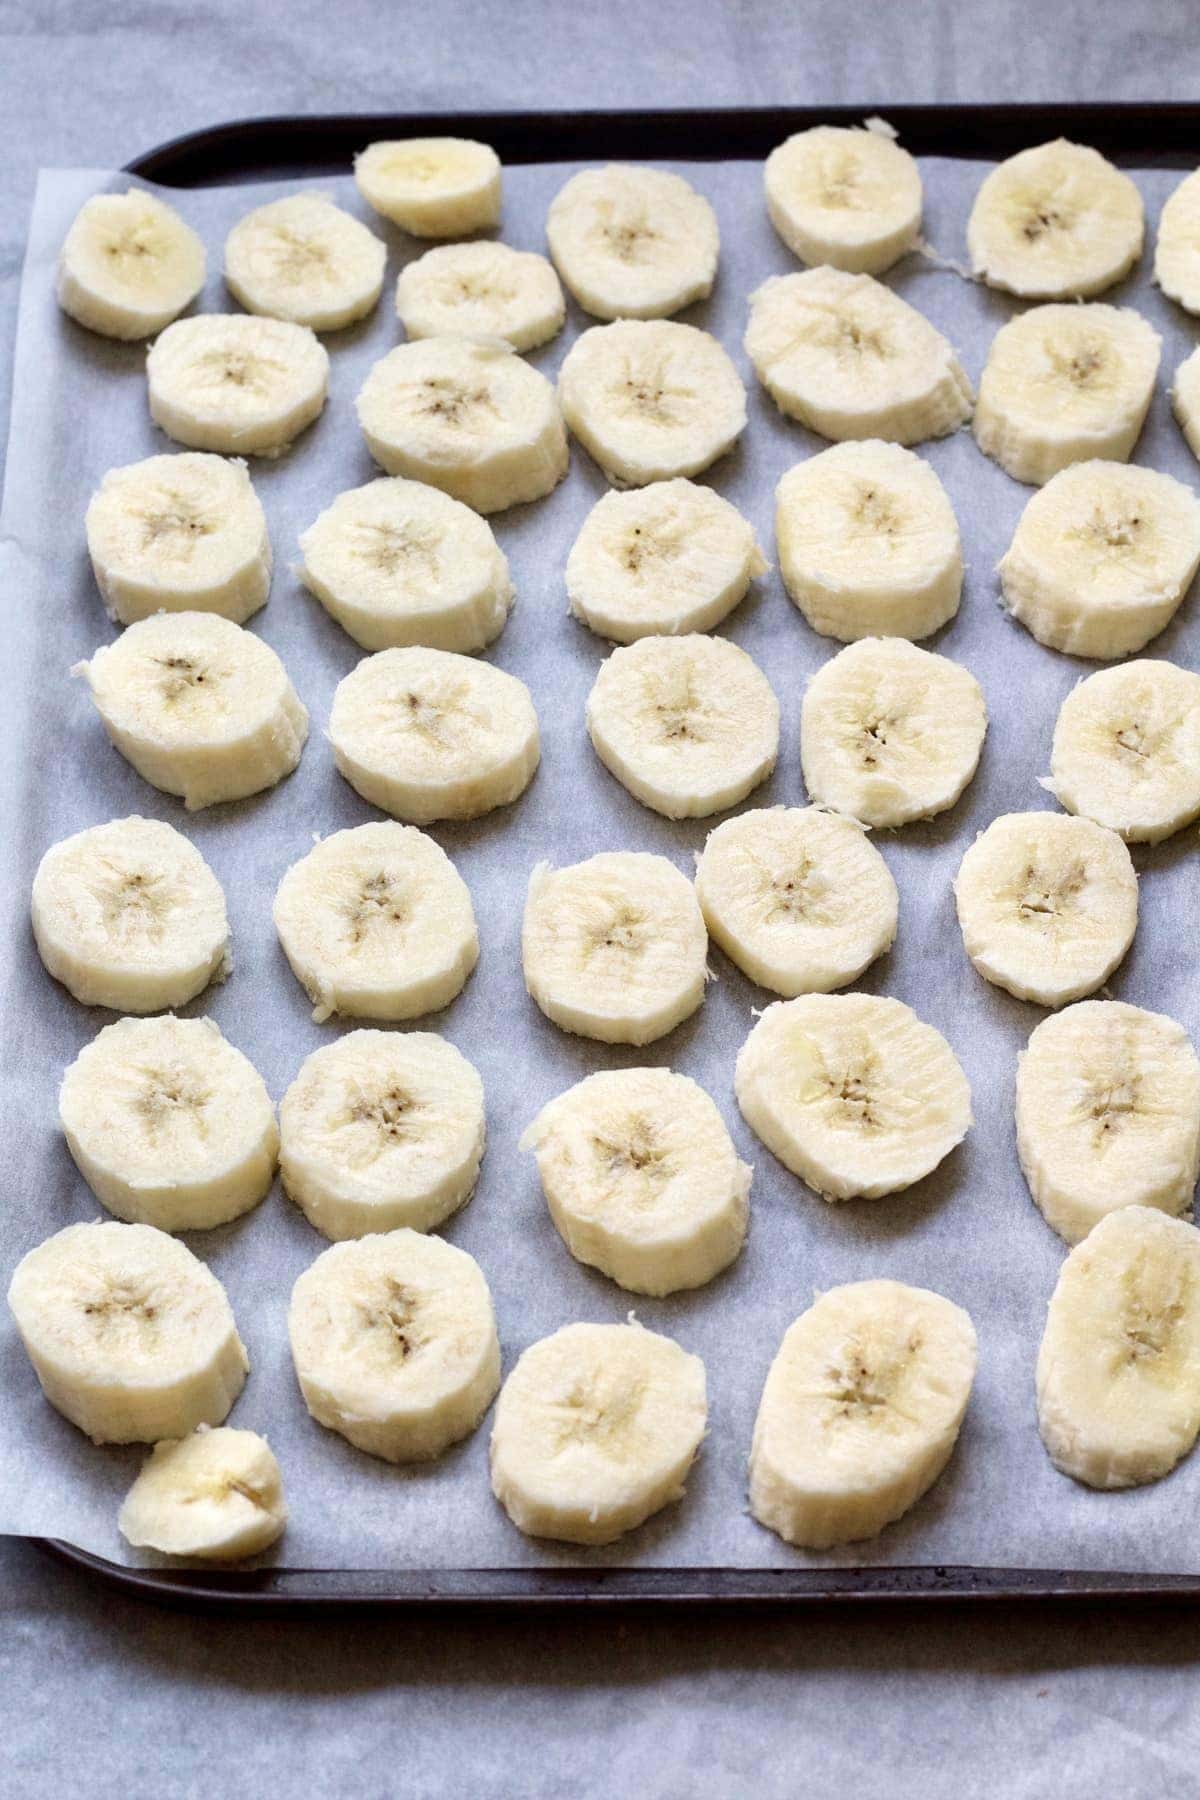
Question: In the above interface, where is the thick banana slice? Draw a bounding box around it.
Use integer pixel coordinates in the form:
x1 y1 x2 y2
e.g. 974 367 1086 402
273 821 477 1023
775 441 962 640
396 241 564 351
967 139 1144 299
489 1321 706 1544
545 164 719 320
522 851 707 1045
800 638 987 828
147 314 329 457
32 816 229 1013
288 1229 500 1462
119 1426 286 1560
1037 1206 1200 1489
224 193 385 330
1017 1001 1200 1246
280 1029 484 1241
557 319 746 485
59 1015 277 1232
974 304 1160 486
354 137 501 237
999 461 1200 659
520 1068 750 1295
57 188 205 340
1170 346 1200 466
954 811 1137 1008
1155 168 1200 314
1046 660 1200 843
356 336 568 513
735 993 971 1200
7 1220 247 1444
764 125 922 275
586 633 779 819
744 268 972 445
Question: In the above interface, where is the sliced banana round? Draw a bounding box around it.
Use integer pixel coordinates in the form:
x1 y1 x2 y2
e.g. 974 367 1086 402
1017 1001 1200 1246
545 164 719 320
744 268 972 445
32 816 229 1014
557 319 746 485
119 1426 287 1560
954 811 1138 1008
1047 659 1200 843
967 139 1144 299
973 304 1161 487
7 1220 248 1444
800 638 987 828
147 314 329 458
354 137 501 238
489 1321 707 1545
520 1068 750 1295
522 851 707 1045
764 125 923 275
280 1029 484 1242
1170 345 1200 466
288 1229 500 1462
749 1281 976 1549
57 188 205 340
224 192 385 331
775 441 963 641
1155 168 1200 314
586 633 779 820
273 821 477 1024
59 1015 277 1233
395 240 564 351
998 461 1200 660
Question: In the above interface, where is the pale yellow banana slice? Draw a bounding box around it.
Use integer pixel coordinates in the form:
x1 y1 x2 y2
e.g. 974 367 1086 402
119 1426 286 1560
147 314 329 457
395 240 564 350
224 192 385 330
545 164 719 320
1170 345 1200 465
1155 168 1200 313
967 139 1144 299
354 137 501 237
1045 659 1200 843
57 188 205 341
764 126 922 275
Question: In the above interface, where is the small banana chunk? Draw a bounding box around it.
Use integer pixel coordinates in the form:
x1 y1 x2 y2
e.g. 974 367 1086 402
273 821 477 1024
967 139 1144 300
224 193 385 331
545 164 719 320
395 240 564 350
1017 1001 1200 1246
586 633 779 819
520 1068 750 1295
489 1321 707 1545
354 137 501 238
147 314 329 457
750 1281 976 1549
764 126 922 275
288 1230 500 1462
522 851 707 1045
1170 345 1200 466
32 816 229 1014
1046 660 1200 843
1155 168 1200 314
57 188 205 340
7 1220 247 1444
119 1426 286 1561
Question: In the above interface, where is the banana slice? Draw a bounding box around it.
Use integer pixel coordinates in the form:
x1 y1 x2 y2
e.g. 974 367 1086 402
288 1229 500 1462
522 851 707 1045
557 319 746 485
775 441 963 640
974 304 1160 486
1046 659 1200 844
800 638 987 828
1017 1001 1200 1246
147 314 329 457
999 461 1200 659
695 806 898 996
735 993 971 1200
86 453 272 627
545 164 719 320
32 816 229 1014
744 268 972 445
355 336 568 513
763 125 923 275
354 137 501 238
1155 168 1200 314
7 1220 248 1444
59 1015 277 1232
280 1029 484 1241
1037 1206 1200 1489
585 633 779 820
224 192 385 331
273 821 477 1024
1170 346 1200 466
395 241 564 351
520 1068 750 1295
489 1321 706 1545
119 1426 287 1560
967 139 1144 299
57 188 205 340
749 1280 976 1549
954 811 1137 1008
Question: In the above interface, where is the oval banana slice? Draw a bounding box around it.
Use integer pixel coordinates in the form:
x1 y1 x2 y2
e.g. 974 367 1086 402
354 137 501 237
545 164 719 320
273 821 478 1024
586 633 779 820
32 816 230 1014
395 241 564 351
1046 659 1200 843
280 1029 484 1241
1170 345 1200 467
967 139 1144 300
489 1321 707 1544
764 126 923 275
749 1280 977 1549
119 1426 287 1560
59 1015 278 1232
224 192 386 330
1155 167 1200 314
522 851 707 1045
7 1220 248 1444
57 188 205 340
288 1229 500 1462
520 1068 750 1295
147 314 329 457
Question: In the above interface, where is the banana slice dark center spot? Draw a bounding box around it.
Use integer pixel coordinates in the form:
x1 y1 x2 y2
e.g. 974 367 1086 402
354 1085 421 1142
410 377 499 429
1022 203 1071 242
363 1277 418 1359
1016 860 1087 928
548 1376 643 1453
140 502 214 552
197 349 287 396
266 229 332 284
82 1282 159 1341
583 905 646 964
346 872 409 946
135 1071 210 1135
